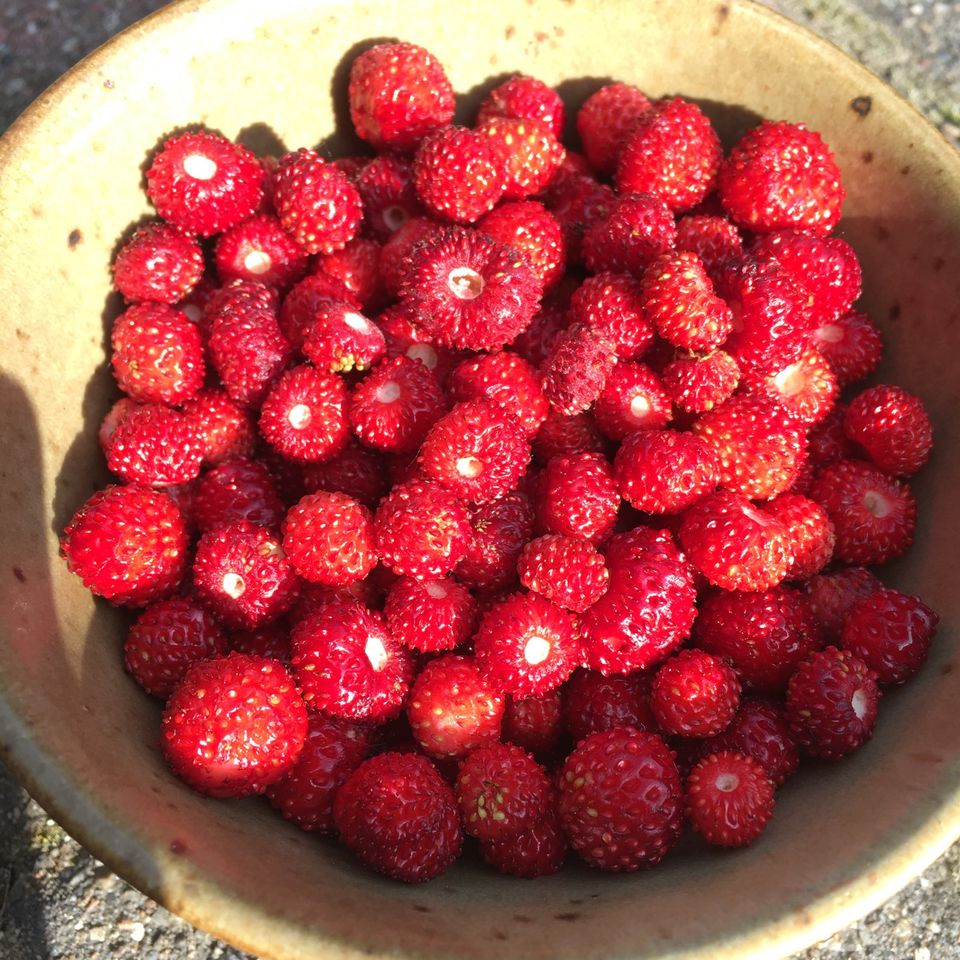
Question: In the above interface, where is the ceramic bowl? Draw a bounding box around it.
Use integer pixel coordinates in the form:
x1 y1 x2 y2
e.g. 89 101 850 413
1 1 959 957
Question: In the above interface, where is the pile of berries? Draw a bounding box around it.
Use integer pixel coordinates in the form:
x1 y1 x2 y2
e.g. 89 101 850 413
61 40 938 883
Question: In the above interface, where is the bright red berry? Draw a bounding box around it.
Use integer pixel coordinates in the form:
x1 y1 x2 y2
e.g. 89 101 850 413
651 649 741 738
456 490 535 593
536 452 619 544
843 384 933 477
541 172 616 266
562 669 655 744
214 213 310 289
593 362 672 440
541 322 617 416
743 347 838 426
180 389 257 466
582 192 677 277
355 153 425 242
812 310 883 385
661 350 741 414
675 214 743 274
313 237 385 312
477 74 565 139
192 457 284 532
502 689 564 757
576 83 651 175
477 200 566 291
767 492 836 581
533 409 605 464
384 575 477 653
278 271 358 349
517 534 609 613
113 221 204 303
105 402 203 487
378 216 448 298
480 804 567 878
568 271 654 361
476 116 565 201
301 302 386 377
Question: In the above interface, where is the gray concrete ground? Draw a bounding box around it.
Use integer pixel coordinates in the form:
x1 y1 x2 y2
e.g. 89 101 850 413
1 1 958 958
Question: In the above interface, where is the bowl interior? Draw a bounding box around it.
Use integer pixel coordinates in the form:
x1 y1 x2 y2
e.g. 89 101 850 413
1 1 960 958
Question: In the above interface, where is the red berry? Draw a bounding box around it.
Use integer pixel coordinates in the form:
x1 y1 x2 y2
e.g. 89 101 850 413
477 74 565 139
616 97 722 212
718 120 845 236
558 727 683 871
333 752 462 883
614 429 719 515
193 520 300 630
743 347 838 426
568 271 654 361
192 457 285 532
474 592 581 699
813 310 883 385
161 653 306 798
661 350 740 414
785 646 879 759
808 459 916 565
767 492 836 581
378 302 457 379
301 438 386 509
291 600 412 720
541 173 616 266
266 713 373 833
374 479 471 580
180 389 257 466
400 226 542 351
456 490 535 593
480 803 567 878
214 213 310 289
502 690 564 757
407 654 504 757
384 576 478 653
840 588 938 685
61 485 188 607
273 148 362 255
562 669 655 744
536 452 619 544
541 323 617 416
230 620 291 663
113 221 204 303
477 200 566 291
378 216 448 298
843 384 933 477
675 214 743 274
105 402 203 487
576 83 651 175
355 153 425 242
805 565 883 638
517 534 609 613
278 271 358 349
593 362 672 440
313 237 385 312
111 302 204 405
582 192 677 277
533 409 605 464
476 116 565 201
146 130 264 236
348 42 455 152
678 490 793 592
124 596 228 699
651 649 741 738
807 404 855 466
687 751 775 847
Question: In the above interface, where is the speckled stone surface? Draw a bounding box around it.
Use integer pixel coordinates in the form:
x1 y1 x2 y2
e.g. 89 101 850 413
0 2 958 959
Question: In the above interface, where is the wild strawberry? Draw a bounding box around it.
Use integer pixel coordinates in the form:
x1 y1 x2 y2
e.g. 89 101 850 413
105 403 203 487
661 350 741 414
448 351 547 439
374 479 471 580
98 398 138 455
266 713 373 833
230 620 291 662
582 192 677 276
400 227 542 351
61 485 188 607
593 362 673 440
576 83 651 175
476 200 566 291
214 214 310 289
687 751 775 847
537 452 619 544
480 803 567 878
355 153 425 241
807 404 855 466
843 384 933 477
407 654 504 757
207 280 293 408
146 129 264 236
113 221 204 303
805 565 883 639
161 653 306 798
123 596 228 699
767 492 836 581
533 410 605 463
313 237 385 311
278 271 358 349
192 457 284 532
840 588 938 685
694 585 823 692
474 592 581 698
502 690 564 757
541 323 617 416
743 347 838 426
378 216 448 298
694 393 807 501
517 534 609 613
675 214 743 274
642 251 733 352
752 230 861 323
302 301 385 375
809 459 916 565
678 490 793 592
384 576 478 653
456 742 551 842
333 752 462 883
349 356 446 455
616 97 722 212
702 697 799 787
602 524 689 569
418 399 531 505
301 439 386 508
477 74 565 139
180 389 256 466
562 669 655 744
813 310 883 385
651 650 741 738
456 490 534 593
377 302 457 380
193 520 300 629
476 116 565 200
282 491 377 586
348 42 455 152
111 302 204 405
541 173 616 265
786 646 880 759
259 365 349 463
568 272 653 361
414 125 507 223
559 727 683 871
718 120 845 236
273 148 362 255
581 551 697 674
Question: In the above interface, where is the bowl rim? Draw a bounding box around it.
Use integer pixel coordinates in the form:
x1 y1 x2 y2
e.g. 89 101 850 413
1 1 960 958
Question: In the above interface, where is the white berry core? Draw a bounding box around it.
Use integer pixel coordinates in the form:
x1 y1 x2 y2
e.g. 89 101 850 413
243 249 273 275
864 490 892 518
344 311 370 332
365 635 389 672
448 267 484 300
407 344 438 369
773 362 806 397
816 323 843 344
183 153 218 181
288 404 312 430
851 687 869 721
383 205 408 233
424 582 448 599
741 503 768 527
376 380 401 404
222 573 245 599
181 303 202 323
715 772 740 793
523 633 551 666
629 393 652 419
456 456 483 478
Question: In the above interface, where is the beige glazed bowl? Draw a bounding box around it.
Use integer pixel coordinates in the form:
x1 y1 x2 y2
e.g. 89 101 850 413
1 0 960 957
